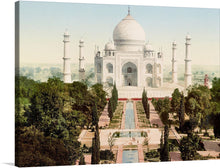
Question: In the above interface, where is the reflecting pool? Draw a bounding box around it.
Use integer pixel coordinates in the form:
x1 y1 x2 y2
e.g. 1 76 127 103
125 101 135 129
122 150 138 163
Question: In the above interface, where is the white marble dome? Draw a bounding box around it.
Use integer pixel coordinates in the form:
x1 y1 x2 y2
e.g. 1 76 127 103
105 41 115 51
113 14 146 43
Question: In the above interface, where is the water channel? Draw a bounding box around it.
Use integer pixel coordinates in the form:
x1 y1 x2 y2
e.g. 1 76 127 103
122 101 139 163
122 150 139 163
124 101 135 129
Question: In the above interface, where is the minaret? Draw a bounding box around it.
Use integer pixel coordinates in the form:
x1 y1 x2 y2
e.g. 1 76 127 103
79 39 85 81
172 41 178 84
184 34 192 89
63 30 71 83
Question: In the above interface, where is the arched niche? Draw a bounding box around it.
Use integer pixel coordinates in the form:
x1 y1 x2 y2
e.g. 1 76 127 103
122 62 137 86
106 63 113 73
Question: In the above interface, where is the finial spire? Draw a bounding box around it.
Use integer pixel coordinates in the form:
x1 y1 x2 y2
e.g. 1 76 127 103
128 6 130 15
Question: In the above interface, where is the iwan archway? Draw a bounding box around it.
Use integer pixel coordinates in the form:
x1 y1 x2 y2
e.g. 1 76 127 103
122 62 137 86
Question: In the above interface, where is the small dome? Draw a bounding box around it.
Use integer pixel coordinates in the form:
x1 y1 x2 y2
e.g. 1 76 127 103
105 41 115 51
144 43 153 51
64 31 69 36
186 34 191 40
113 14 146 43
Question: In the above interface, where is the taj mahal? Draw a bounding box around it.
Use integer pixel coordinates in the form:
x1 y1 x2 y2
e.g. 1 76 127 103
62 9 192 98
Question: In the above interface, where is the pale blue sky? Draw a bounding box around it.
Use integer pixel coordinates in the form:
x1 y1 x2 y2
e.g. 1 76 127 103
20 1 220 65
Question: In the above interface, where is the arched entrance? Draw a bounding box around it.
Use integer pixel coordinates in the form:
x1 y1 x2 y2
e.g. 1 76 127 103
122 62 137 86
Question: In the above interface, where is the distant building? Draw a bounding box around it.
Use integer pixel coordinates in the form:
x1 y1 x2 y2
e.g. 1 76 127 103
204 74 209 88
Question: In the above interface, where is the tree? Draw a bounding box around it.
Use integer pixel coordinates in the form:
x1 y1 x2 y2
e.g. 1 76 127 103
91 137 97 164
160 125 169 161
107 84 118 121
179 133 202 160
147 104 150 119
155 99 163 112
210 78 220 137
91 102 100 164
91 83 107 116
211 77 220 103
159 130 163 161
142 89 149 119
91 127 100 164
68 81 94 127
171 88 181 118
212 112 220 138
15 126 70 167
185 85 212 132
92 102 99 127
178 93 185 131
79 154 86 165
108 99 113 121
159 97 170 126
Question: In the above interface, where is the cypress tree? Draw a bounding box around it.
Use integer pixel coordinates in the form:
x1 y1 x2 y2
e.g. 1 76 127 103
160 125 170 161
91 137 97 164
92 102 99 127
163 125 170 161
95 126 100 164
147 103 150 119
113 83 118 106
91 102 100 164
142 89 149 119
179 93 185 132
108 99 113 121
79 154 86 165
160 130 164 161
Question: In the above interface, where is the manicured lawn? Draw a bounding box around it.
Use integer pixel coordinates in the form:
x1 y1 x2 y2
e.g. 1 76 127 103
136 101 151 128
109 102 123 129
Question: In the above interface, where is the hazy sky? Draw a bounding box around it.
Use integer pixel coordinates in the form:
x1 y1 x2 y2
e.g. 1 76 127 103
20 1 219 66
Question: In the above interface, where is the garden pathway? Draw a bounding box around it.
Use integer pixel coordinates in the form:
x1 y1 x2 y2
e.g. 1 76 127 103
98 104 110 128
149 101 164 127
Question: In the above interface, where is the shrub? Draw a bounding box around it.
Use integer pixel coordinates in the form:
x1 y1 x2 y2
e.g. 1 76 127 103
145 150 159 159
100 150 114 160
209 135 215 140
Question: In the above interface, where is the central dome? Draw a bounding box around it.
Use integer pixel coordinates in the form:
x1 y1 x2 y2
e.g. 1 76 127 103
113 14 146 43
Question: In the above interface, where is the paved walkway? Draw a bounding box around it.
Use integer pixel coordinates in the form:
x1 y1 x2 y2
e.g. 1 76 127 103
121 101 126 129
170 126 182 143
169 151 182 161
138 144 145 162
116 145 123 163
203 140 220 152
98 104 110 128
197 151 220 158
149 101 164 127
